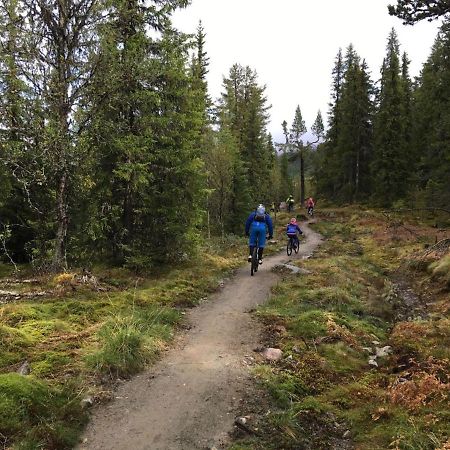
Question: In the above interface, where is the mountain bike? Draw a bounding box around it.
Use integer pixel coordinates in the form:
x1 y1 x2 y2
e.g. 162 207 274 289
250 233 270 276
250 245 259 276
286 235 299 256
307 206 314 217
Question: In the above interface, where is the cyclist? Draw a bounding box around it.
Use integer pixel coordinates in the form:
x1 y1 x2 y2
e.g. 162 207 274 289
286 195 295 213
306 197 315 215
286 218 303 250
245 204 273 265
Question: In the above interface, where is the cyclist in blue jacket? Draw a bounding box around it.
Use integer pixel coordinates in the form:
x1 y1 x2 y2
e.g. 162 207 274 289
245 204 273 265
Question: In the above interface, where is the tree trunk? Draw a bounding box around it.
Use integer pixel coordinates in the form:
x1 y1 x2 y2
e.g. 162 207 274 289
52 2 70 270
300 151 305 206
53 170 68 269
355 147 360 198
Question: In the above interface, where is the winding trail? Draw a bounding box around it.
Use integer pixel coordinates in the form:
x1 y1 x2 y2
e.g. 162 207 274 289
79 222 322 450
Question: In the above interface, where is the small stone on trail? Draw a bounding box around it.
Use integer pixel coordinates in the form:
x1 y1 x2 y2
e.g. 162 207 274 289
235 416 247 425
343 430 351 438
261 348 283 361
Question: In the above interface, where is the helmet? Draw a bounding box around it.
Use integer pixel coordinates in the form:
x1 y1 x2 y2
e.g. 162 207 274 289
256 204 265 215
290 218 297 224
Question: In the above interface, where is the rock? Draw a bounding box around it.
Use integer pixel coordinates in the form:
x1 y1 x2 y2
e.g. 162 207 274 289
273 324 287 334
261 348 283 361
368 356 378 367
362 347 372 353
375 346 392 358
17 360 31 375
343 430 351 438
235 416 247 426
372 340 381 345
80 396 94 409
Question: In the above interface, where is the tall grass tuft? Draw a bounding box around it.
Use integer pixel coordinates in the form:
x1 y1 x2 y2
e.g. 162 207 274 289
86 306 179 378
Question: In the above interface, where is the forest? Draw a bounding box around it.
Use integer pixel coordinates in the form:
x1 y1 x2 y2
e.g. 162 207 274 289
0 0 449 271
0 1 449 449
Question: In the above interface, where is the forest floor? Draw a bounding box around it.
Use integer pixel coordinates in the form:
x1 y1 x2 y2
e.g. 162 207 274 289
77 221 322 450
1 208 449 450
229 207 450 450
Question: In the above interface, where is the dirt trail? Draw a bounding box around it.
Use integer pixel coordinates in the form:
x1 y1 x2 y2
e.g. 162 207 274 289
79 222 322 450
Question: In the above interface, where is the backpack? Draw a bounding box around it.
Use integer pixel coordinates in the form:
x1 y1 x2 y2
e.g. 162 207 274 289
254 212 266 222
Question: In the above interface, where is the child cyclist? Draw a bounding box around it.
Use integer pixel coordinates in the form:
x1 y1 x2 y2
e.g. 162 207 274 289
286 218 303 249
245 204 273 265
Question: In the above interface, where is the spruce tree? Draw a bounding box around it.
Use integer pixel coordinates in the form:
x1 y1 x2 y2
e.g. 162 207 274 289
388 0 450 24
219 64 272 204
81 0 202 267
289 105 307 204
315 49 344 198
334 53 374 201
372 29 409 206
413 19 450 208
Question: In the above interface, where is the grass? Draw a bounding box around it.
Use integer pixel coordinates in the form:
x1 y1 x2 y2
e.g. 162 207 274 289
0 236 250 449
234 207 450 450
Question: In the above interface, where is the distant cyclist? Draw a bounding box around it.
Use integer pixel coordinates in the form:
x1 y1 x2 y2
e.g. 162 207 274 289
286 195 295 213
286 218 303 249
245 204 273 265
306 197 315 216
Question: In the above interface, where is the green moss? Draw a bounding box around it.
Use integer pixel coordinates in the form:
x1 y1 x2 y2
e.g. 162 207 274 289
319 342 366 374
0 373 86 448
289 310 328 340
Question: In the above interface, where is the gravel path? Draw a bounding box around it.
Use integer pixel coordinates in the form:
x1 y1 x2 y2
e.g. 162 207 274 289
78 222 322 450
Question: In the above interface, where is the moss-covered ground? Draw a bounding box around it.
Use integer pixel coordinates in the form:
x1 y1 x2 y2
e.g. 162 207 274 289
0 234 262 449
231 207 450 450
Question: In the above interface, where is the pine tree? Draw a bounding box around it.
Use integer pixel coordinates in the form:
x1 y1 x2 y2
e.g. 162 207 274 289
219 64 272 204
372 29 409 205
388 0 450 24
315 49 345 198
81 1 202 267
191 20 211 131
311 110 325 141
413 19 450 208
289 105 307 204
334 53 374 201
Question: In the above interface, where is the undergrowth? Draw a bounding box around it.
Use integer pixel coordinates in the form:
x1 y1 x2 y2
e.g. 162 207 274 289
233 207 450 450
0 237 249 449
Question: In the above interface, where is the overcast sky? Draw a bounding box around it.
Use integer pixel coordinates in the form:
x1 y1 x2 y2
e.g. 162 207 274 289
172 0 442 143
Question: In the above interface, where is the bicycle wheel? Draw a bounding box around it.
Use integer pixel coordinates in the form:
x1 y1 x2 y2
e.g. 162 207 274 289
286 238 293 256
251 246 258 276
294 239 299 254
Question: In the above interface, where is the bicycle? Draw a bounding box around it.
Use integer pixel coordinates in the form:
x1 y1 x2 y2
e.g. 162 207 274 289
307 206 314 217
250 244 259 276
250 233 271 276
286 235 299 256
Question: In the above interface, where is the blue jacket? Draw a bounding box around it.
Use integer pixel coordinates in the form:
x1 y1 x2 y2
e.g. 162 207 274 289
245 212 274 236
286 223 302 235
